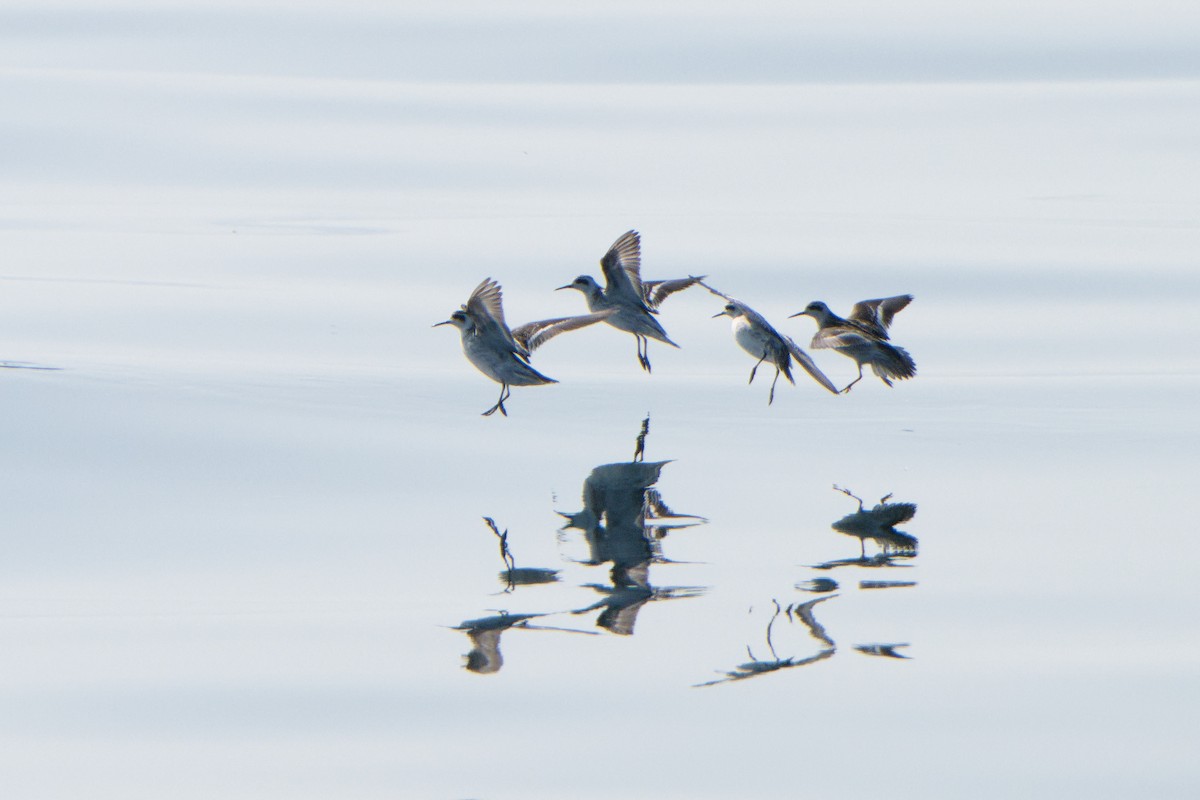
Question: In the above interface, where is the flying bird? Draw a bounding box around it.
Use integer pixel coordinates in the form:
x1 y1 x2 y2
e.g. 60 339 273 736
703 282 839 404
790 296 916 393
435 277 613 416
558 230 704 372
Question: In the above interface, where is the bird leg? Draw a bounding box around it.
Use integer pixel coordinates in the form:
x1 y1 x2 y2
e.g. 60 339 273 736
748 353 766 385
482 383 510 417
833 484 865 512
841 366 865 394
768 366 782 405
636 336 652 373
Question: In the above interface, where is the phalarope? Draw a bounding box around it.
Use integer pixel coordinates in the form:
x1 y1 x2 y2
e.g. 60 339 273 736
790 297 916 393
703 282 838 404
435 277 613 416
558 230 703 372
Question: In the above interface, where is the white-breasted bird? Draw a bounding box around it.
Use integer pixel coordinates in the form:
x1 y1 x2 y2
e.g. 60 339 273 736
435 278 614 417
558 230 704 373
703 282 839 404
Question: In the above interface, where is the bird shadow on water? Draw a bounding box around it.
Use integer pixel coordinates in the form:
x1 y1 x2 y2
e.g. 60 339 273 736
453 415 708 672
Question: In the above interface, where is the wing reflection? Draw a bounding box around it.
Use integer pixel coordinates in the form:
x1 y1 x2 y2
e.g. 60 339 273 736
456 611 599 674
828 485 918 559
854 643 911 659
697 598 837 686
560 417 706 634
456 612 545 674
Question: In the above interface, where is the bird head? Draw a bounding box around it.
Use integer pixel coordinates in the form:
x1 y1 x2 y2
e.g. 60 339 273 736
712 301 744 319
557 275 600 294
433 309 470 331
788 301 829 321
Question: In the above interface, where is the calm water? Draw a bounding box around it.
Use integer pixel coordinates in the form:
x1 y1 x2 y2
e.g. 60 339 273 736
3 4 1200 798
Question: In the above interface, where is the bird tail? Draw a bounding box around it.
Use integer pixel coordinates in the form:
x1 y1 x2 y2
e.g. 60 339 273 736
872 343 917 384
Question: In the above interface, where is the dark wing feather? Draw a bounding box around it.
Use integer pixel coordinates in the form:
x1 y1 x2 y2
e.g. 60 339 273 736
849 294 912 338
464 277 526 355
598 230 645 303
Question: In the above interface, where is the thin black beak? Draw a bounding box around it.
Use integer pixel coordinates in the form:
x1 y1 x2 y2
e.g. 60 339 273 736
433 320 453 327
555 284 573 291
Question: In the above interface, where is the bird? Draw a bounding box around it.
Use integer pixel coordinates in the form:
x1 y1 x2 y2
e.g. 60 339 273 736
435 277 614 417
703 283 839 404
557 229 704 373
789 296 916 393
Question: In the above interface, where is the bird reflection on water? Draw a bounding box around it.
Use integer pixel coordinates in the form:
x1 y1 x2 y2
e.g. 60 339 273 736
483 516 560 592
696 598 837 687
456 417 706 672
456 612 545 674
827 485 918 561
559 419 707 635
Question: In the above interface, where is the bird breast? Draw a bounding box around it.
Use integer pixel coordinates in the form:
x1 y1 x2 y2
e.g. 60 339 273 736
732 317 769 359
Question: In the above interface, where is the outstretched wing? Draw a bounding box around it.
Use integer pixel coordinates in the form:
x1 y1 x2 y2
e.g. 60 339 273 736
696 279 732 301
849 294 912 338
465 277 526 356
783 335 840 395
642 274 706 310
510 309 617 353
598 230 645 303
465 278 509 329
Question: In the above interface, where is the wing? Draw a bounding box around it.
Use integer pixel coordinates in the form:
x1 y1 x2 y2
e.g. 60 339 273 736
696 279 732 301
463 277 528 355
465 277 509 330
812 326 875 351
598 230 645 303
783 336 841 394
849 294 912 338
871 501 918 527
510 309 617 353
642 274 706 310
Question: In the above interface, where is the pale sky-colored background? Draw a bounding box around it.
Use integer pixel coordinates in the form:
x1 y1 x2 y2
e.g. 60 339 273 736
2 3 1198 799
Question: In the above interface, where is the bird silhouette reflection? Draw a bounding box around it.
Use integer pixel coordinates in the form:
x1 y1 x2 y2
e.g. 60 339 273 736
482 516 560 592
456 612 546 674
825 482 916 563
560 418 706 635
696 598 837 686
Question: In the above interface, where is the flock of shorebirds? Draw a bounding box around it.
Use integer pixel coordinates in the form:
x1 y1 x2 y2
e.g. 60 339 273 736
435 230 917 416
